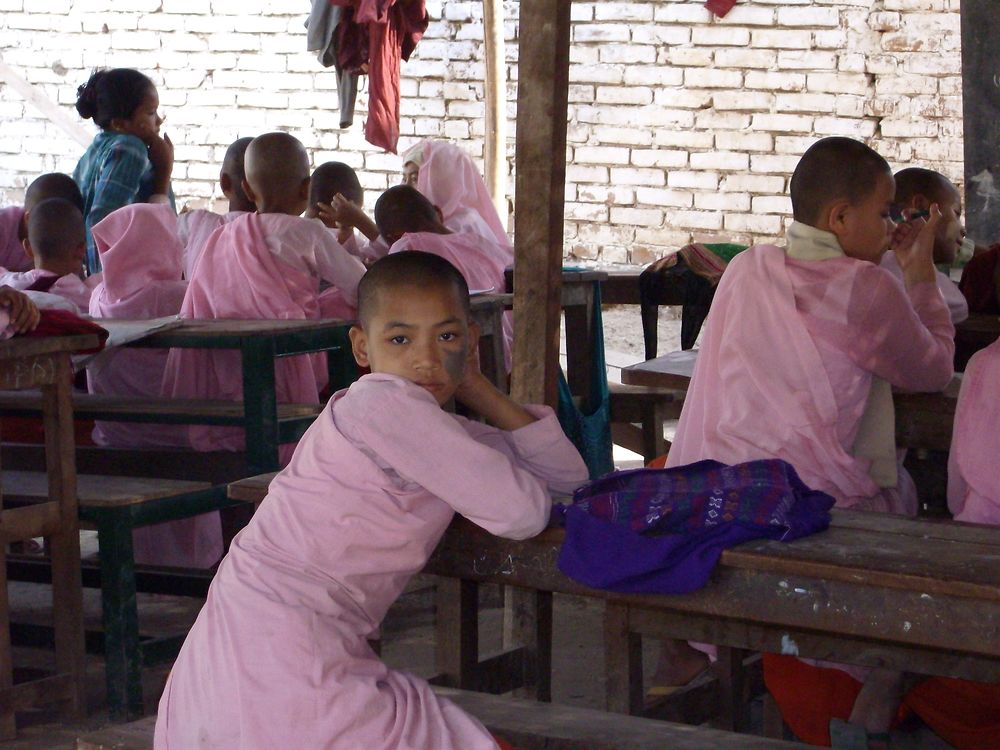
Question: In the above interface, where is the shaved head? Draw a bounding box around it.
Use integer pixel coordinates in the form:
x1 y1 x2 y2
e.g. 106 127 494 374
790 137 891 226
356 250 470 328
24 173 84 213
27 198 85 266
374 184 441 243
310 162 363 207
244 132 310 208
893 168 956 206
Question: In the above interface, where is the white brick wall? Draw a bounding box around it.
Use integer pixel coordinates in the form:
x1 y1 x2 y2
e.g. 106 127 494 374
0 0 964 266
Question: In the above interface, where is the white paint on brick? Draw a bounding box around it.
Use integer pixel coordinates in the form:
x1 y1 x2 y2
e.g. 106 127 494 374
0 0 966 263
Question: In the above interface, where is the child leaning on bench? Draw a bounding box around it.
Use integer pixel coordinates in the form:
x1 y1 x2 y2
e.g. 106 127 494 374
154 251 588 750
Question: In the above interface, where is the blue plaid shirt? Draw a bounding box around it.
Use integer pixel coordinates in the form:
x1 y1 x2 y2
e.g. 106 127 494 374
74 132 172 274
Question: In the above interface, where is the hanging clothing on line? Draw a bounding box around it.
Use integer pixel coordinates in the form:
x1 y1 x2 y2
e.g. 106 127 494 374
305 0 360 129
324 0 428 153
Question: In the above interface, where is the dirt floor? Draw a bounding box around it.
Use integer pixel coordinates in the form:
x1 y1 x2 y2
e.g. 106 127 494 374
0 312 956 748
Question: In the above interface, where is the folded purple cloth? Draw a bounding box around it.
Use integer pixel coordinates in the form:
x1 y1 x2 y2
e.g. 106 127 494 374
555 459 834 594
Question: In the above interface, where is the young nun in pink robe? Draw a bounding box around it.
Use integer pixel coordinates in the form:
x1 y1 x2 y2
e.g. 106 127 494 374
154 252 588 750
0 198 99 314
87 203 220 567
401 139 510 246
161 133 366 458
664 138 954 747
880 167 968 324
176 137 255 278
948 338 1000 524
0 173 88 274
375 184 514 368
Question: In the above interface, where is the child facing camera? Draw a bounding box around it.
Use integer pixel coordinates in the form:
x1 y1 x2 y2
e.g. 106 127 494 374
154 251 587 750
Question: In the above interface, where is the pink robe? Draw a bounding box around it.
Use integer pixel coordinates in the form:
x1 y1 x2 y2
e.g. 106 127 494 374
154 374 588 750
948 339 1000 523
391 231 514 370
162 213 366 456
879 251 968 324
0 268 99 314
0 205 32 272
87 204 217 567
177 209 247 279
667 240 954 513
406 140 510 246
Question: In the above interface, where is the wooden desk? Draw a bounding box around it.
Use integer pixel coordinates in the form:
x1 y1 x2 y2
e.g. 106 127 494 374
111 318 354 474
505 268 608 403
0 333 99 737
955 313 999 371
621 353 960 452
228 471 1000 730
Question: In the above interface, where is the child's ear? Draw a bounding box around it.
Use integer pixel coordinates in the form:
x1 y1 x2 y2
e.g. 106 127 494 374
242 179 258 205
299 176 312 201
348 325 370 368
911 193 931 211
220 172 233 197
825 198 852 237
467 320 481 357
21 237 35 261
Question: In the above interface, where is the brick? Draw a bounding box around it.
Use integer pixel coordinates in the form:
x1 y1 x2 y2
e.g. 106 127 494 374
690 68 748 92
635 187 694 209
752 195 793 214
575 146 630 166
714 131 774 152
668 171 720 191
591 126 654 147
630 150 688 169
724 213 783 235
776 7 840 26
593 2 653 22
665 210 723 231
610 207 663 227
599 44 657 65
691 27 750 46
690 151 750 171
720 174 786 194
610 167 666 187
777 50 838 70
667 48 714 67
744 71 806 92
751 154 802 174
573 24 630 43
774 92 838 113
807 73 870 95
750 29 813 49
622 66 684 88
596 86 653 106
714 48 777 69
695 191 750 212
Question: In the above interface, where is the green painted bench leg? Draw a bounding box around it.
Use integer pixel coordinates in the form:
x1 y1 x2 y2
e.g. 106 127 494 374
95 509 143 722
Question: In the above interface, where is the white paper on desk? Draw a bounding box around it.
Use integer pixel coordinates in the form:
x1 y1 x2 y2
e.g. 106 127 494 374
469 287 496 295
72 315 182 371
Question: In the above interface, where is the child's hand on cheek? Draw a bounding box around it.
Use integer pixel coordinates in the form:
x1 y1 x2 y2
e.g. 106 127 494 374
892 204 940 287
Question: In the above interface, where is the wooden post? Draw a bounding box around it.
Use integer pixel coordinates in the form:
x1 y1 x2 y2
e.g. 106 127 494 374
961 1 1000 242
504 0 572 672
510 0 572 407
483 0 508 228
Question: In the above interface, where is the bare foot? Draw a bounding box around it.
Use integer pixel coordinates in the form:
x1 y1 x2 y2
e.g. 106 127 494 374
649 639 711 688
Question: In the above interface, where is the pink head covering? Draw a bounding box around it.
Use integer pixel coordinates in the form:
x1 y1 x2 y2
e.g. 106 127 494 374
91 203 185 305
403 140 509 246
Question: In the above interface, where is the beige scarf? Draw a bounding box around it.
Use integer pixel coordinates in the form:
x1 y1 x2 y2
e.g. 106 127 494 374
784 222 897 488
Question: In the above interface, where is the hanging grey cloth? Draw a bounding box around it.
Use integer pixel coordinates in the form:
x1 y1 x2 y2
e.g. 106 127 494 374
305 0 359 129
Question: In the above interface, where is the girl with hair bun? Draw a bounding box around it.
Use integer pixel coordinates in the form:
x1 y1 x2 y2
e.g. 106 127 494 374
73 68 174 274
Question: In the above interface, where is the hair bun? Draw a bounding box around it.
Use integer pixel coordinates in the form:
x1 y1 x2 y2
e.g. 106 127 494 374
74 69 105 120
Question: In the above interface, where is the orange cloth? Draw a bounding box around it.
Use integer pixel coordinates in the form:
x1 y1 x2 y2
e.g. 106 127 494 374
764 654 1000 749
492 736 517 750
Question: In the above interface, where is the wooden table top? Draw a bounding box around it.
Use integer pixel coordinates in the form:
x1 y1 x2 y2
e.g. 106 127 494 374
0 333 103 361
619 350 698 389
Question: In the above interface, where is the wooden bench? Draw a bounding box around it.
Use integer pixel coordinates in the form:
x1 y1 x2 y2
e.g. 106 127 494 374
3 470 238 723
72 689 800 750
0 391 323 447
608 382 684 464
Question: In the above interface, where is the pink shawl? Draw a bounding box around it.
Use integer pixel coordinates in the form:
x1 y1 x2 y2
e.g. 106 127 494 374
668 238 954 510
948 339 1000 523
162 213 322 455
404 140 510 246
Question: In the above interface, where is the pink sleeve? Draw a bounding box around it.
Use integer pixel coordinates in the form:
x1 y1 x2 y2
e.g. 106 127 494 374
313 227 366 307
844 271 955 392
341 376 586 539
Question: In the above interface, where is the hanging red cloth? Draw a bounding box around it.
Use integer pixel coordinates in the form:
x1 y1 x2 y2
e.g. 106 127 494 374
333 0 428 153
705 0 737 17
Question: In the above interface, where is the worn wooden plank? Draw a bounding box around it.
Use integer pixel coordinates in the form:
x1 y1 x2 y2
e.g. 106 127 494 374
3 471 211 508
510 0 572 407
435 687 801 749
0 335 101 363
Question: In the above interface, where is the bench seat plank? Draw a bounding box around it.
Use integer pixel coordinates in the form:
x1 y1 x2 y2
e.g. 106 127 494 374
0 391 322 424
2 471 212 508
436 687 799 749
